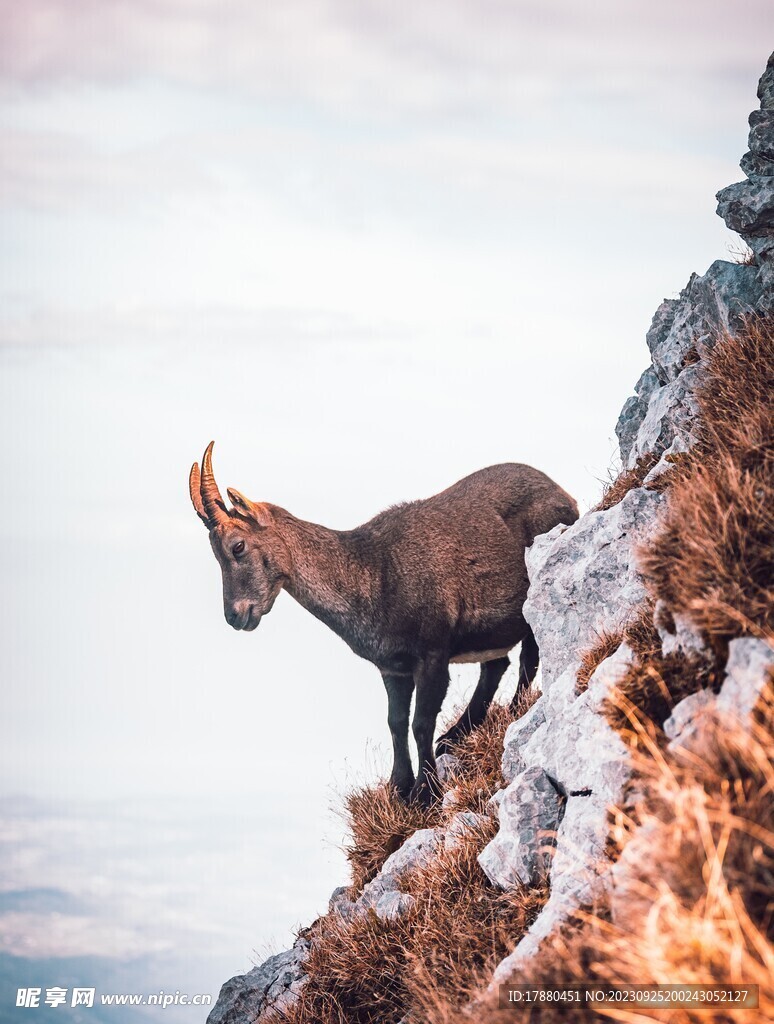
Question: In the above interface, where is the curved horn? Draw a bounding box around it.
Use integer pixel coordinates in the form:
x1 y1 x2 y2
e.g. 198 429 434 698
200 441 229 525
188 462 209 526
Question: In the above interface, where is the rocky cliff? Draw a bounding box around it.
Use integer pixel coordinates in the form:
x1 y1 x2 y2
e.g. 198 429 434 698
208 54 774 1024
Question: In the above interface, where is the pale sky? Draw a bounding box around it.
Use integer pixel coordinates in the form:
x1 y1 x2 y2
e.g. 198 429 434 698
0 1 772 1003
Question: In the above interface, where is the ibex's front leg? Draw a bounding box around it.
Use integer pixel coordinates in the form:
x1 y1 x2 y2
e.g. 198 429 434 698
410 654 450 806
382 673 415 800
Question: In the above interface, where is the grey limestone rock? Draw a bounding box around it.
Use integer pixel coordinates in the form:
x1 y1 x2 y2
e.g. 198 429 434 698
501 698 546 784
487 649 635 983
328 885 356 920
664 689 716 747
435 752 462 783
641 434 691 487
442 786 461 809
615 395 647 467
664 639 773 750
655 600 706 658
444 810 488 851
523 486 663 692
717 177 774 234
375 890 416 921
644 262 761 386
357 827 442 912
715 55 774 307
520 646 633 803
615 367 661 465
756 51 774 109
619 255 763 475
207 936 310 1024
749 108 774 161
478 767 564 889
487 788 506 811
490 791 614 985
549 794 611 902
625 365 700 470
739 149 774 176
380 827 440 877
717 637 774 721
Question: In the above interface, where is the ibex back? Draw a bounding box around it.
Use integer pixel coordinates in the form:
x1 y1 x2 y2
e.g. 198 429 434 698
189 443 578 804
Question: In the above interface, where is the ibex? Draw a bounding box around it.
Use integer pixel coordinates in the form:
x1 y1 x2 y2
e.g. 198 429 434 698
189 443 578 805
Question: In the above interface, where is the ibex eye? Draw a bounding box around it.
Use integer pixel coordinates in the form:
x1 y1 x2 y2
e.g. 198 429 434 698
232 540 245 557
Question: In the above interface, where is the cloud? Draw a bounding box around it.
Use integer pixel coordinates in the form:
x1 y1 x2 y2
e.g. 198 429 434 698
0 2 761 358
0 0 770 119
0 795 345 966
0 109 736 223
0 302 390 347
0 911 169 959
0 128 216 213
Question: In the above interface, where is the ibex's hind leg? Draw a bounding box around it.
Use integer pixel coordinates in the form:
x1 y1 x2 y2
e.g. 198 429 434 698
410 655 450 806
435 656 510 756
382 673 415 800
511 627 539 709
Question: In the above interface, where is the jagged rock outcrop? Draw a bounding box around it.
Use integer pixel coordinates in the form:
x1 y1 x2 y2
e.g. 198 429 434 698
478 766 563 888
717 52 774 296
207 53 774 1024
665 638 774 750
207 935 311 1024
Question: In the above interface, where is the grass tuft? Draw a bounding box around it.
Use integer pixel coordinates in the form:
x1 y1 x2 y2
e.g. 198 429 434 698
593 451 660 512
342 784 440 894
600 650 718 746
576 627 625 693
576 607 661 695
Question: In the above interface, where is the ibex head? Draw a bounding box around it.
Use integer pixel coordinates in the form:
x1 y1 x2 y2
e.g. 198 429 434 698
189 442 291 631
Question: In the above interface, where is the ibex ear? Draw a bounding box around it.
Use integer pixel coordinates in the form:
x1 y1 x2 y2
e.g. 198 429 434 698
227 488 272 529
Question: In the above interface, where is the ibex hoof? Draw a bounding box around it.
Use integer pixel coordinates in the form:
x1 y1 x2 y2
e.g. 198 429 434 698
389 776 415 803
434 732 459 757
408 778 440 808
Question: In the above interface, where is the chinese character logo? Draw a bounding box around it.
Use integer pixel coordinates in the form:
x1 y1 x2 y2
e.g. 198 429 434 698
16 988 41 1008
71 987 95 1007
45 987 68 1007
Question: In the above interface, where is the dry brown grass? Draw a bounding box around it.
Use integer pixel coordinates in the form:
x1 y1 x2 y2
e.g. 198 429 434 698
576 627 625 693
729 242 757 266
442 694 536 815
594 450 661 512
640 455 773 654
343 784 440 893
402 816 548 1019
600 650 718 748
264 697 544 1024
576 608 662 695
639 317 774 655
